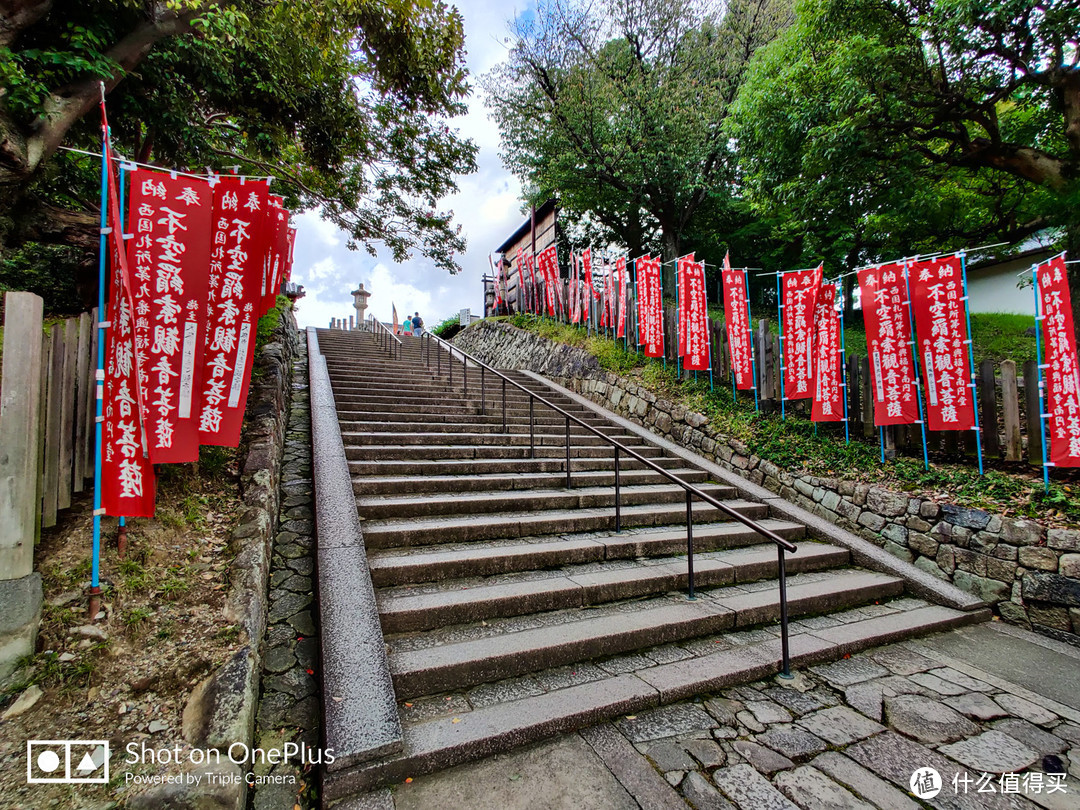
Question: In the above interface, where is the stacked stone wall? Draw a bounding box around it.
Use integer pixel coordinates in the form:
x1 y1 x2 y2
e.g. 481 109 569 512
455 320 1080 644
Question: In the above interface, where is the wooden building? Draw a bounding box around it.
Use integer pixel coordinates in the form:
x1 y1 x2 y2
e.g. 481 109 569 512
485 199 558 316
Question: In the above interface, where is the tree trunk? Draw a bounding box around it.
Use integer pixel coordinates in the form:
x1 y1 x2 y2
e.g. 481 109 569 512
661 226 680 299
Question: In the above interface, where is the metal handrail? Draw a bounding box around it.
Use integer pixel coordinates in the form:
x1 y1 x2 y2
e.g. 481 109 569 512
367 314 402 360
420 329 798 675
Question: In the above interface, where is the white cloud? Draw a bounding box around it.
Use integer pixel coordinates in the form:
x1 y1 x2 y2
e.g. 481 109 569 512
289 0 529 329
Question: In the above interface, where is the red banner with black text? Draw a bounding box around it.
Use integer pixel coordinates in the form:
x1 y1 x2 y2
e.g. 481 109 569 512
537 244 558 316
857 263 919 426
811 284 843 422
781 265 822 400
722 254 754 390
616 256 628 338
909 256 975 432
198 176 269 446
1035 254 1080 467
126 169 212 463
102 159 157 516
637 255 664 358
678 255 709 371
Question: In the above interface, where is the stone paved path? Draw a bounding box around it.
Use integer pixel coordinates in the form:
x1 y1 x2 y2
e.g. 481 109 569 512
345 621 1080 810
252 340 321 810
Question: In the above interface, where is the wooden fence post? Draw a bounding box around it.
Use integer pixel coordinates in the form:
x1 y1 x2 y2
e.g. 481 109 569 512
0 292 45 578
979 359 1000 459
1000 360 1022 462
73 312 91 490
41 323 63 528
57 317 78 510
1023 360 1043 466
860 356 874 438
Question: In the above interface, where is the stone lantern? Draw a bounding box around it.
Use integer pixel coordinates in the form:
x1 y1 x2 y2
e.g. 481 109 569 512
351 282 371 330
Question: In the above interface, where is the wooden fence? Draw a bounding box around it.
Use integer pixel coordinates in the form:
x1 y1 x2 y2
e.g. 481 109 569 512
486 276 1045 467
0 292 98 545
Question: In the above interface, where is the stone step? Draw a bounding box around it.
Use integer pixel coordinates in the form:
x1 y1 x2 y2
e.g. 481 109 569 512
367 518 808 586
376 542 849 633
337 418 634 436
320 602 991 800
348 454 692 478
340 430 640 448
361 499 770 548
385 569 905 700
334 409 617 427
353 467 710 496
362 481 733 518
329 390 591 412
357 482 735 520
343 442 669 462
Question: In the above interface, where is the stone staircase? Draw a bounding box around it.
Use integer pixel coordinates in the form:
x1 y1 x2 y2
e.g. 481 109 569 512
312 327 989 802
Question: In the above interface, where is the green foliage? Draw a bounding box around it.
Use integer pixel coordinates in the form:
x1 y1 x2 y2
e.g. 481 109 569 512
431 315 464 339
3 0 478 275
730 0 1079 272
483 0 792 264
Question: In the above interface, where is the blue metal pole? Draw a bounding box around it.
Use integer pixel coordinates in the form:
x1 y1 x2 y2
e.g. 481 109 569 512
91 120 109 594
776 272 785 419
902 264 930 470
959 253 984 476
1032 264 1051 492
879 426 885 463
745 271 759 412
675 262 682 379
838 284 850 444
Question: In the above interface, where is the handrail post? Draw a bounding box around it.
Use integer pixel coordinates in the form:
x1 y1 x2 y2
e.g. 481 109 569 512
481 366 486 415
686 491 696 600
614 446 621 532
565 414 571 488
502 378 507 433
529 396 535 459
463 353 468 396
449 345 453 384
438 339 442 375
778 546 793 678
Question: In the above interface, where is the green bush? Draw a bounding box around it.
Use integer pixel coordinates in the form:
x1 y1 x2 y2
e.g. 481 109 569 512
432 315 464 339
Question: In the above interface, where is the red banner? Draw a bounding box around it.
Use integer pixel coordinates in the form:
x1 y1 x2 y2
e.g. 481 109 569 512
260 195 289 314
583 248 595 322
637 255 664 358
538 244 558 316
812 284 843 422
678 255 709 370
910 256 975 431
1035 254 1080 467
722 254 754 390
616 256 628 338
858 262 919 425
197 176 268 447
781 264 822 400
127 169 212 463
103 158 156 516
284 225 296 281
525 250 538 314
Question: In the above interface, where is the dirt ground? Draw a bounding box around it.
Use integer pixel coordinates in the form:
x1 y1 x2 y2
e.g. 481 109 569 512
0 453 243 810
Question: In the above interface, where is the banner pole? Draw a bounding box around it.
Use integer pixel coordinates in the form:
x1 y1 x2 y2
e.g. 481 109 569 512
958 252 984 476
776 273 786 419
838 284 850 444
879 426 885 463
91 92 109 613
902 263 930 470
705 274 714 392
675 262 682 378
745 271 759 412
1032 264 1051 492
116 163 128 551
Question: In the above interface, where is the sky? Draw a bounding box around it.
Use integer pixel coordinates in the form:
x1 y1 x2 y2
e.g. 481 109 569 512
288 2 528 330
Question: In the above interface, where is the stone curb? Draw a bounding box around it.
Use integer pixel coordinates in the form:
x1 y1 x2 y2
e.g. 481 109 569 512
307 328 403 769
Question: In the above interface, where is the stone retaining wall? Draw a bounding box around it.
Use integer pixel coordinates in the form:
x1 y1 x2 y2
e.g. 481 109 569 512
133 304 300 809
455 320 1080 645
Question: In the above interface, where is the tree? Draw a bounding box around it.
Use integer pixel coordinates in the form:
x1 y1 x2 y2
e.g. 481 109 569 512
731 0 1079 315
483 0 792 281
0 0 478 285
